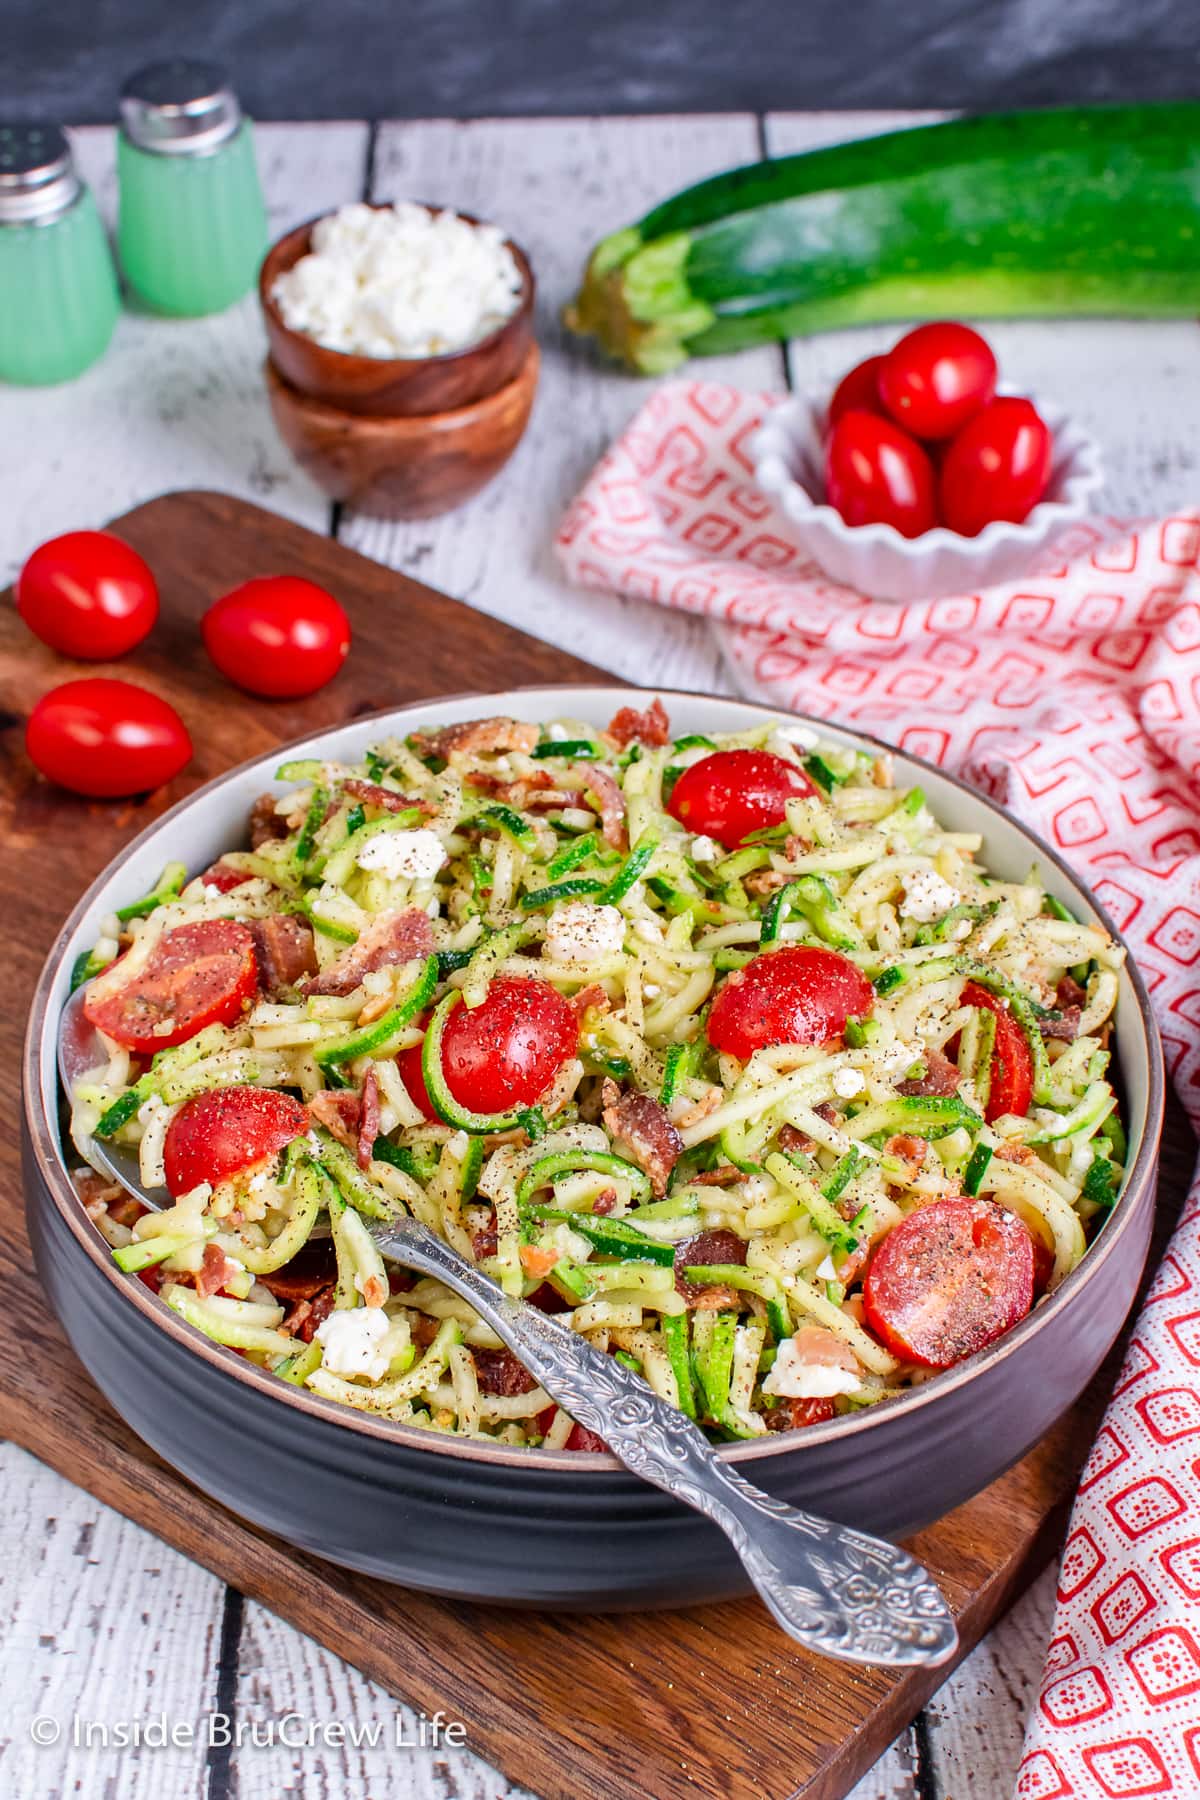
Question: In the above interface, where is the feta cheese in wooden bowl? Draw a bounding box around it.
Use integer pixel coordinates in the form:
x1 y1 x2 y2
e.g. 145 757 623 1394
260 201 536 416
258 201 539 518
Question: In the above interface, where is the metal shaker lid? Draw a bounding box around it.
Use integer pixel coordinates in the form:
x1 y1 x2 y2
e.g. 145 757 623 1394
119 60 242 156
0 122 82 225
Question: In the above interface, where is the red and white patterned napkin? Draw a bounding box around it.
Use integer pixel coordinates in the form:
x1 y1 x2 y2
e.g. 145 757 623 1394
556 379 1200 1798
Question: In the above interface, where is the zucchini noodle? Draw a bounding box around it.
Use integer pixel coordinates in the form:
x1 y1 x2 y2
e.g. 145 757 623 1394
66 701 1127 1446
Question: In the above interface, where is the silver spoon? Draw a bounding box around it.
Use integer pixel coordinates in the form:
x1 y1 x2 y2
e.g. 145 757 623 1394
60 985 958 1668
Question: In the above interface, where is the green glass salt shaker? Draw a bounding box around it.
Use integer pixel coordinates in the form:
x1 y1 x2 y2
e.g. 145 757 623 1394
117 60 268 316
0 122 120 385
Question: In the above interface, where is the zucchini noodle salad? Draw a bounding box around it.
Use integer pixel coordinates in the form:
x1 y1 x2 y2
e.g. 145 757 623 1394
66 700 1127 1449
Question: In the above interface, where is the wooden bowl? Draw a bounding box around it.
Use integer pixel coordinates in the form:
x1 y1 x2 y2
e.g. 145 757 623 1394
264 343 539 520
259 205 536 418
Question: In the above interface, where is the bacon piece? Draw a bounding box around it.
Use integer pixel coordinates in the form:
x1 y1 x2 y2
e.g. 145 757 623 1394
897 1047 962 1098
196 1242 241 1299
675 1227 748 1306
884 1133 927 1182
1040 1006 1082 1043
258 1242 338 1302
472 1347 538 1396
572 763 628 850
605 697 670 749
411 716 539 759
357 1067 381 1171
602 1082 683 1197
303 907 435 998
466 767 557 808
689 1165 743 1187
291 1285 335 1343
777 1123 815 1157
308 1089 361 1149
744 868 791 896
996 1141 1037 1166
250 914 318 997
591 1187 618 1215
570 982 610 1019
471 1224 499 1261
1056 974 1088 1010
249 793 290 849
342 778 435 817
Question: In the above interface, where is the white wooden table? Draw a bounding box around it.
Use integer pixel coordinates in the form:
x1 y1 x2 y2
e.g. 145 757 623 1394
3 112 1196 1800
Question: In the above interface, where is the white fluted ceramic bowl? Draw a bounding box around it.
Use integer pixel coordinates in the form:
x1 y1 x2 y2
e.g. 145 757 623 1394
751 384 1104 602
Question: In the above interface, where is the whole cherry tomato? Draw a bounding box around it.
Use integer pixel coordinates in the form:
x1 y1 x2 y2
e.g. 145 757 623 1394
877 322 997 441
863 1196 1035 1368
202 576 351 699
960 981 1034 1122
17 530 158 660
824 410 938 538
667 747 813 850
828 354 886 425
938 398 1053 537
84 920 258 1053
400 978 577 1118
707 946 875 1060
26 677 192 798
163 1084 309 1197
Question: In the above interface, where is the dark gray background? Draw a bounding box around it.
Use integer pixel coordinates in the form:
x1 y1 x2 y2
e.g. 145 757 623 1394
8 0 1199 122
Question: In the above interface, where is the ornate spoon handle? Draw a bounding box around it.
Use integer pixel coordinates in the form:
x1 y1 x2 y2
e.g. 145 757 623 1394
373 1217 958 1668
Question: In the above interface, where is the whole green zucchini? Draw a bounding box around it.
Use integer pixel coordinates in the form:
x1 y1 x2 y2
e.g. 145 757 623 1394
565 104 1200 372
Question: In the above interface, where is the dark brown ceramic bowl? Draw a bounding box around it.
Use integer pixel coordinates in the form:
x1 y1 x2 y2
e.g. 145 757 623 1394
23 686 1164 1609
259 205 536 418
264 344 539 520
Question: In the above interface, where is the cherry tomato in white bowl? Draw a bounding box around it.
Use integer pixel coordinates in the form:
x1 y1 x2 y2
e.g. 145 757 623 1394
202 576 351 699
824 409 938 539
25 677 192 798
938 396 1054 537
877 322 997 442
17 530 159 660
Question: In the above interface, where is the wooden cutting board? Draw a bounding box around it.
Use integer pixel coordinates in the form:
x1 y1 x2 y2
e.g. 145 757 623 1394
1 491 1189 1800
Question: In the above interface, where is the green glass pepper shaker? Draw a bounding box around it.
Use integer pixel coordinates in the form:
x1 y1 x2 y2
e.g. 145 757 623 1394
117 59 268 316
0 122 120 385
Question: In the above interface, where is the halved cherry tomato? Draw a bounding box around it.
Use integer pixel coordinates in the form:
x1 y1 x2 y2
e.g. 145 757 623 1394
17 530 159 660
83 919 258 1053
535 1406 609 1452
938 397 1052 537
961 981 1034 1122
825 410 938 538
828 354 886 425
863 1196 1035 1368
26 678 192 799
199 861 255 893
163 1084 309 1198
877 322 997 442
667 747 813 850
396 1035 436 1121
774 1397 836 1430
202 576 351 699
399 978 577 1118
707 946 875 1060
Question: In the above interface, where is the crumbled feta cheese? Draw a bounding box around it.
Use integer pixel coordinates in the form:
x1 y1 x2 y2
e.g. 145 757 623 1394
899 868 961 924
832 1066 866 1099
356 828 446 883
544 902 626 965
762 1338 863 1400
770 720 820 751
643 982 661 999
815 1253 839 1282
690 835 720 863
315 1305 392 1381
272 201 524 359
634 917 664 944
547 723 568 741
